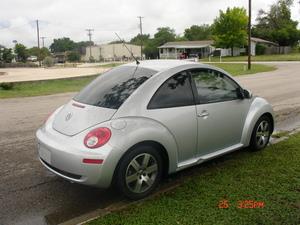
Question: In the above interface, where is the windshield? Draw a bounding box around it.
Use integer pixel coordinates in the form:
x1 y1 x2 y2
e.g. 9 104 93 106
74 66 157 109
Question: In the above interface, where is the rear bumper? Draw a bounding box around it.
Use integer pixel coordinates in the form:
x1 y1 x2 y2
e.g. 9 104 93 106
36 126 119 188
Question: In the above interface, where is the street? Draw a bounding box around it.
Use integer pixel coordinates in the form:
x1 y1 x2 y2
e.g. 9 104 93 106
1 62 300 225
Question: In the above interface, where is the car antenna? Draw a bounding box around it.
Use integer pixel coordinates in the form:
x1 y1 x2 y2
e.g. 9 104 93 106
115 32 140 65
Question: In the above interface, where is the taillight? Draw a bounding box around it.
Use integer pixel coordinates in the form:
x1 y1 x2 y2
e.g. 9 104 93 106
84 127 111 149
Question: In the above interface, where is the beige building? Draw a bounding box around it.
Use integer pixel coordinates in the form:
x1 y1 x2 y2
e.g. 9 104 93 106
82 43 141 62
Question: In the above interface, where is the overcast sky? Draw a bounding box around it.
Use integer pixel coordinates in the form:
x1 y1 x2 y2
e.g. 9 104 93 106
0 0 299 48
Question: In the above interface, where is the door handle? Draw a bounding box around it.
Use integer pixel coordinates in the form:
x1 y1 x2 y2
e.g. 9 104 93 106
198 110 209 117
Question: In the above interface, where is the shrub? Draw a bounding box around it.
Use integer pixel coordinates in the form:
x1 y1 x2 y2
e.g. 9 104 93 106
256 44 266 55
43 56 55 67
0 62 38 68
67 51 80 62
0 82 14 90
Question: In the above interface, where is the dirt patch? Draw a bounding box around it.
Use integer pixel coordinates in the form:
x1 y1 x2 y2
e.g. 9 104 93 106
0 67 109 83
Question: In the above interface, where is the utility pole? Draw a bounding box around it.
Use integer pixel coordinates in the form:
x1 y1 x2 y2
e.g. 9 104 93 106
137 16 144 60
248 0 252 70
36 19 41 66
86 29 94 62
40 37 46 48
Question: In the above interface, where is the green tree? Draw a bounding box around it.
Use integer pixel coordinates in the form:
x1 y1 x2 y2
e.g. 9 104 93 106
143 27 176 59
27 47 50 61
252 0 300 46
143 39 159 59
76 41 94 55
49 37 77 53
130 34 150 45
14 43 28 62
67 51 81 62
1 48 14 63
212 7 248 56
184 24 212 41
175 34 188 41
154 27 176 46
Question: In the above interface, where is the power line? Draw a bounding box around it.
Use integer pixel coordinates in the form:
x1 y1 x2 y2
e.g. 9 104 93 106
86 28 94 62
137 16 144 60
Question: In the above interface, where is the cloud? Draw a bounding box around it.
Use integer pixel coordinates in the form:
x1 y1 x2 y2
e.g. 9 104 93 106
0 0 299 47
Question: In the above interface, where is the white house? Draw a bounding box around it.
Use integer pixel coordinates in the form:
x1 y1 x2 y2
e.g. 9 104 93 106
158 37 279 59
250 37 279 56
158 40 214 59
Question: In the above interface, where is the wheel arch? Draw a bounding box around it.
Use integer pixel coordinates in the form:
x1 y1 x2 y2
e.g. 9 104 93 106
107 117 178 187
241 97 274 146
262 112 274 133
111 140 170 186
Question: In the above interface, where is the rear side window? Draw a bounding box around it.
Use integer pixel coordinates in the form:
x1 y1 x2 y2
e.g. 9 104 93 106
74 66 157 109
148 71 194 109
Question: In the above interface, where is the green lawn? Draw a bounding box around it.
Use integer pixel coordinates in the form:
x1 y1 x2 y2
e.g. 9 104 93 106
88 134 300 225
0 63 276 99
201 53 300 62
0 75 97 98
97 62 125 68
207 63 276 76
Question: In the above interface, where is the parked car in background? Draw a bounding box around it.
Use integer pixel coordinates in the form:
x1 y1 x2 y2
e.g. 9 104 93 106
36 60 274 199
27 55 37 62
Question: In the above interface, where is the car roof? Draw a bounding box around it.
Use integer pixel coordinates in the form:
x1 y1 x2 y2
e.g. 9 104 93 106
121 59 200 72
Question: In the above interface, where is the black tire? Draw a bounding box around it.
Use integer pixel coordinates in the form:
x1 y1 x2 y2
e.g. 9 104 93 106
115 145 163 200
250 115 272 151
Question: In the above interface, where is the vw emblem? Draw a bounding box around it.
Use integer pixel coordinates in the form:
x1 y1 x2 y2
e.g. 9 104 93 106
65 112 73 121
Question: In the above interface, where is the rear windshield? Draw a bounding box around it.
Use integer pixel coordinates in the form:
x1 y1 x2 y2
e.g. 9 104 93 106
74 66 157 109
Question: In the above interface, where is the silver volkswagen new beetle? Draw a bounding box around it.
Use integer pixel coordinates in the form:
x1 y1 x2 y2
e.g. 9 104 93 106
36 60 274 199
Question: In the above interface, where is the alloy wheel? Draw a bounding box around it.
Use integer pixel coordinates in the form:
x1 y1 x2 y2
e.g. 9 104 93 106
256 120 270 148
125 153 158 194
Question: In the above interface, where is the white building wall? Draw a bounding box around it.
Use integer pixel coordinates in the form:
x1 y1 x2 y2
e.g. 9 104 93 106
251 41 256 56
82 43 141 61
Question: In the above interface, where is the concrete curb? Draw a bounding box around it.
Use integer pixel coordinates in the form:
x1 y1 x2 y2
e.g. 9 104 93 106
58 182 181 225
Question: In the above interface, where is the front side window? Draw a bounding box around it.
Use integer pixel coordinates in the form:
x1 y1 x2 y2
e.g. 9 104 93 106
74 66 157 109
190 69 239 104
148 71 194 109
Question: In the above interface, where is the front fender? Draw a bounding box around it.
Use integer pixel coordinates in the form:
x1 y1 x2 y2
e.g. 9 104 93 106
241 97 274 146
108 117 179 174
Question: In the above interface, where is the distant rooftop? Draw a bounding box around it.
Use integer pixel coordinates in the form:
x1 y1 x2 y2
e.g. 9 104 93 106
158 40 214 49
250 37 278 46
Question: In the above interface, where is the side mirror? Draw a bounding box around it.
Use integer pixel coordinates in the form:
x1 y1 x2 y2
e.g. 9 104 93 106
236 88 245 99
243 89 252 99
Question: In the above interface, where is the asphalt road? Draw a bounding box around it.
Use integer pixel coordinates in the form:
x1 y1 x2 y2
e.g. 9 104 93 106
1 62 300 225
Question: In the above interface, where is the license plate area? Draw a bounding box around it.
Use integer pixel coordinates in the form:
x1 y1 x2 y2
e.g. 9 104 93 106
38 144 51 164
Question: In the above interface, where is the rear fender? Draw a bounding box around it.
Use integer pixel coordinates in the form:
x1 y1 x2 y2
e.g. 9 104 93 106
108 117 178 174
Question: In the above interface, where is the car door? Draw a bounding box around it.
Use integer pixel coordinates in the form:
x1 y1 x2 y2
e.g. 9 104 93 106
145 70 198 163
189 68 250 156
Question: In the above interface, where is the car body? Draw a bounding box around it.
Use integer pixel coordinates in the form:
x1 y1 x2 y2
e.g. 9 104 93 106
36 60 274 199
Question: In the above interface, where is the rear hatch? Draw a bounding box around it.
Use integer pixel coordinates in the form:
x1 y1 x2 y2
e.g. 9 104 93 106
53 65 157 136
53 100 116 136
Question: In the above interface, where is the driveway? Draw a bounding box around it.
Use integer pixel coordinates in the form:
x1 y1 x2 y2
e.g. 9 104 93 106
0 62 300 225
